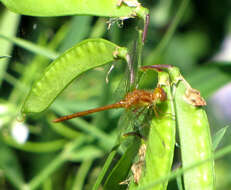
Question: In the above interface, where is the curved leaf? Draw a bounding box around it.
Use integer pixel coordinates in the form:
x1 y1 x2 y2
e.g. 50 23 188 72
212 125 229 151
0 142 24 189
104 138 141 190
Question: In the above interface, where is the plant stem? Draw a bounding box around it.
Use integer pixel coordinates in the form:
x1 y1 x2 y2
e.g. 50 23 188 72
0 33 59 59
71 160 93 190
49 119 81 139
2 135 66 153
137 30 144 68
92 147 118 190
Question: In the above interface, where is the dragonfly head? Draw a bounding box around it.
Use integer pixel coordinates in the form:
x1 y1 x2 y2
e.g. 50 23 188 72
153 87 167 104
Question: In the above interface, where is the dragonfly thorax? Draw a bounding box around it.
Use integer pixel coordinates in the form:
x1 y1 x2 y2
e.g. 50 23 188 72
122 89 157 109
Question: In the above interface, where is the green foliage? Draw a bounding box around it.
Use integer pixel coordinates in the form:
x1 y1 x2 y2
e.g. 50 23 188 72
104 138 140 190
0 0 231 190
212 126 230 151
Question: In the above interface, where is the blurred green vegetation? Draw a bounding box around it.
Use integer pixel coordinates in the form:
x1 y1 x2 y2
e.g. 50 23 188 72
0 0 231 189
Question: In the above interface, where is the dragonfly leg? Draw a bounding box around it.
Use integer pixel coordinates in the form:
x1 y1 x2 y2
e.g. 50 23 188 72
153 106 175 120
123 131 144 139
153 105 159 117
140 64 173 72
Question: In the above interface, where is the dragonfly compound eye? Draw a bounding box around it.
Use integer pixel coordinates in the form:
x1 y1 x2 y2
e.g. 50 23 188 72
153 87 167 103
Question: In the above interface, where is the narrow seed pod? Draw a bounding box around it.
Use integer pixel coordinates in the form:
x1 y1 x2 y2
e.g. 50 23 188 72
173 80 215 190
22 38 128 114
1 0 148 19
141 65 215 190
160 65 215 190
129 71 176 190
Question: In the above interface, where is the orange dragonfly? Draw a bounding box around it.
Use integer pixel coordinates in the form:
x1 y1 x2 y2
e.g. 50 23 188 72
53 87 167 123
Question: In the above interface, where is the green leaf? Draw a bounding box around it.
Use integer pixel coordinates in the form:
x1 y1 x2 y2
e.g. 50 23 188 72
71 160 93 190
212 125 229 151
92 146 118 190
59 16 92 52
2 134 67 152
104 138 141 190
0 141 25 189
22 38 128 113
0 9 19 86
0 33 59 60
67 146 104 161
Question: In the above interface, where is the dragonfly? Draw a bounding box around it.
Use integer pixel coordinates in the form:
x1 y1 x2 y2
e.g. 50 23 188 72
53 62 168 185
53 41 167 140
53 87 167 123
53 38 165 124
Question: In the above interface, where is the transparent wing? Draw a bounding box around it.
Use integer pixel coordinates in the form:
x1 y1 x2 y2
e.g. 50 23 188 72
116 107 166 156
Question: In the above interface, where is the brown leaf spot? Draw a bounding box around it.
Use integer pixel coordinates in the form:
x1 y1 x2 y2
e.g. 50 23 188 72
184 88 206 106
131 144 146 184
